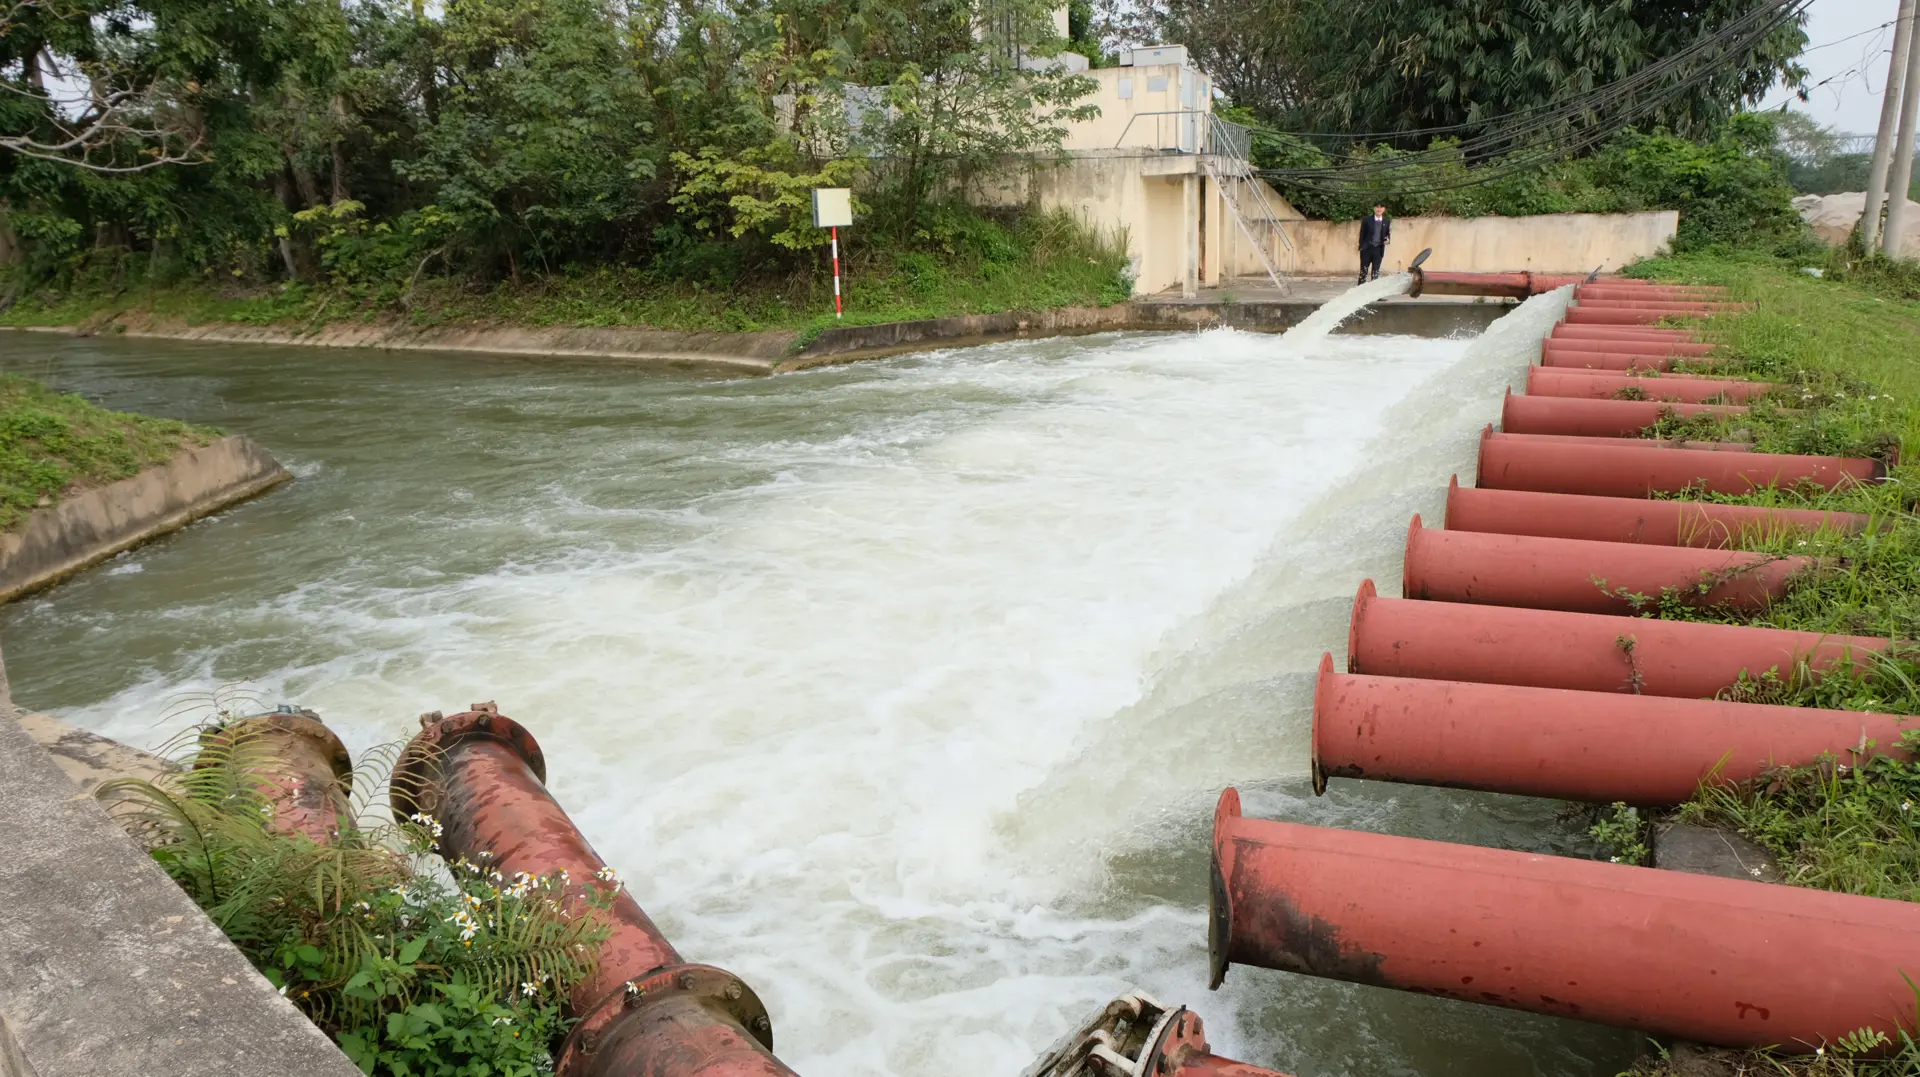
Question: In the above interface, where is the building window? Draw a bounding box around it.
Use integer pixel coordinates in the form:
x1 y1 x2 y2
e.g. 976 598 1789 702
1117 77 1133 100
1147 75 1169 93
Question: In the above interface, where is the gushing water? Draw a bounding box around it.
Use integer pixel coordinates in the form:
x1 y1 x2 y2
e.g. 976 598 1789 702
1280 273 1412 341
0 284 1623 1077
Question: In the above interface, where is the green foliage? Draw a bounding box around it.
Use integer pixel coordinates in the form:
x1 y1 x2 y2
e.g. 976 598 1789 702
0 374 212 531
670 145 864 251
1138 0 1806 137
1587 802 1650 866
102 715 610 1077
1252 113 1811 259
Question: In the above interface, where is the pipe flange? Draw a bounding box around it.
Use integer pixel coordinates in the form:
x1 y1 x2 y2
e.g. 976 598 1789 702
389 704 547 823
1139 1004 1210 1076
557 962 773 1066
199 711 354 791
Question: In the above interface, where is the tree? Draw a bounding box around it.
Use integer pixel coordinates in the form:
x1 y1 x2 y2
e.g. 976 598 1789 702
1131 0 1808 140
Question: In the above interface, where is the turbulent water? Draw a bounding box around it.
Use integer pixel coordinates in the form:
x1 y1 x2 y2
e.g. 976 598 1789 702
1 286 1635 1077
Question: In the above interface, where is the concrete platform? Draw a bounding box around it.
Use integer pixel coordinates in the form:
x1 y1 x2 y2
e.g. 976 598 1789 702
0 646 360 1077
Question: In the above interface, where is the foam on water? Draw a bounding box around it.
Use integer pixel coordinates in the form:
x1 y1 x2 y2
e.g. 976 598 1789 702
2 283 1619 1077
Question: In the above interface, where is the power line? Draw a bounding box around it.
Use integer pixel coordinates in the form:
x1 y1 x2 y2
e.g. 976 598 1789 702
1248 0 1815 195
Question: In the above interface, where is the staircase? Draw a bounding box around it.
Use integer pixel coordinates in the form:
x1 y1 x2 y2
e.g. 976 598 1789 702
1201 115 1295 295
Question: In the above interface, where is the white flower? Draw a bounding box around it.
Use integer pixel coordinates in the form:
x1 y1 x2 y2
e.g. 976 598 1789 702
492 1016 513 1026
521 981 537 997
594 866 620 883
1904 800 1912 813
278 984 290 997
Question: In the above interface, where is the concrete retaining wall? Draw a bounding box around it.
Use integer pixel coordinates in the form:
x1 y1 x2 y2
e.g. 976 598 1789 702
12 293 1503 378
780 299 1506 369
1286 211 1680 277
1 436 290 603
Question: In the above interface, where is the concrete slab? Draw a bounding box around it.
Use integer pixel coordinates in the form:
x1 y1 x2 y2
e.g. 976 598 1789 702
0 698 361 1077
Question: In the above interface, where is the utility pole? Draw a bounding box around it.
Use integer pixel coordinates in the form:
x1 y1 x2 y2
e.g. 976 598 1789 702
1864 0 1917 250
1887 5 1920 259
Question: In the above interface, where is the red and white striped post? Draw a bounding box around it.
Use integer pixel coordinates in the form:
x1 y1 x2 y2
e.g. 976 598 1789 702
813 188 853 320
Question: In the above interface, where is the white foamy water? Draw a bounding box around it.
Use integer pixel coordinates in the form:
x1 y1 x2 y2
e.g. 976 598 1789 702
3 284 1623 1077
1280 273 1413 341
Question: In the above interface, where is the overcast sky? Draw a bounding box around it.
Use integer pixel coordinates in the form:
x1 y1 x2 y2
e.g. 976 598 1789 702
1761 0 1905 135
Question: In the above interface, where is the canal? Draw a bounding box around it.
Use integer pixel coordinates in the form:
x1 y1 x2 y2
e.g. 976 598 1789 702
1 307 1636 1077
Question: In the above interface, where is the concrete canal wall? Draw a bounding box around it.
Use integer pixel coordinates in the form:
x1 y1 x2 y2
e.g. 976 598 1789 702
0 435 289 604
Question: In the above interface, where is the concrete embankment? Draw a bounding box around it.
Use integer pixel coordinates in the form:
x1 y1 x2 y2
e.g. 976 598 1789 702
10 296 1506 375
0 647 362 1077
1 435 289 604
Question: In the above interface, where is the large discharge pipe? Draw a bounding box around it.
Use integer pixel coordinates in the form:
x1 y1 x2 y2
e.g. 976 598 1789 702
390 704 802 1077
1540 351 1678 373
198 708 354 843
1491 432 1754 453
1401 516 1811 614
1524 369 1771 404
1477 427 1886 497
1443 477 1872 547
1347 579 1889 696
1567 307 1707 326
1309 655 1909 803
1208 788 1920 1050
1501 393 1746 437
1544 338 1717 358
1553 324 1702 339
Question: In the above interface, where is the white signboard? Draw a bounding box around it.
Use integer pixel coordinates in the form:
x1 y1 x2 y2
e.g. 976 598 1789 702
812 188 853 229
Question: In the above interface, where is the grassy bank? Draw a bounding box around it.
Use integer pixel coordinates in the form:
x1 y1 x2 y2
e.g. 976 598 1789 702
1592 254 1920 1074
0 375 218 532
0 209 1133 346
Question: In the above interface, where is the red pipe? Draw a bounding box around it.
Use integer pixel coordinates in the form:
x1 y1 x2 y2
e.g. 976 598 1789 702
1567 308 1706 325
1407 269 1535 298
198 709 353 844
1576 286 1730 301
1553 325 1701 339
1575 300 1748 313
1545 339 1717 358
1525 369 1770 403
1443 475 1872 547
1540 351 1677 372
1476 426 1885 497
390 705 800 1077
1347 578 1888 696
1208 788 1920 1050
1311 654 1909 803
1402 515 1810 614
1493 432 1753 452
1533 367 1762 382
1502 392 1746 437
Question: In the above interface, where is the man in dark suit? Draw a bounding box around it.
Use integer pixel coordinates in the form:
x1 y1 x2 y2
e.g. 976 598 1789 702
1357 204 1391 283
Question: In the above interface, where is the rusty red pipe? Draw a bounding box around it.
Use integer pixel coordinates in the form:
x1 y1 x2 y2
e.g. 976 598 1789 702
1348 578 1888 696
199 709 353 843
1525 368 1771 404
1545 338 1717 358
1502 391 1746 437
1576 286 1730 302
1208 788 1920 1049
390 704 799 1077
1540 351 1678 372
1311 655 1909 803
1444 476 1871 547
1575 300 1748 313
1554 324 1701 339
1402 515 1810 614
1567 307 1707 325
1476 426 1885 497
1492 432 1754 452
